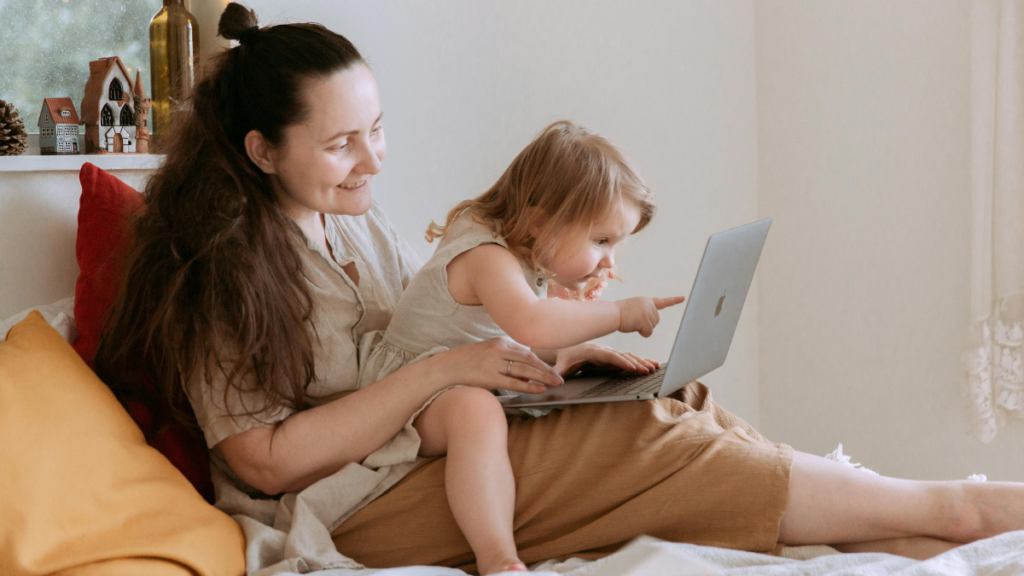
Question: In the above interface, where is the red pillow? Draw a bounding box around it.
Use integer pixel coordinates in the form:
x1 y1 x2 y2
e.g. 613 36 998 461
73 162 144 364
74 162 214 503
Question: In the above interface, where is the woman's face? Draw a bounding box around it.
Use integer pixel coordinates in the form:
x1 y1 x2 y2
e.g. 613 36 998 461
547 199 641 292
265 64 386 219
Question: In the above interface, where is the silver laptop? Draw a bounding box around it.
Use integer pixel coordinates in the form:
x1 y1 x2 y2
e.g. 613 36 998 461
501 218 771 408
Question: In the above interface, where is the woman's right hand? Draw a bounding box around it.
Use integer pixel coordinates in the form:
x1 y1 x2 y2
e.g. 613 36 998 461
433 337 564 394
616 296 686 337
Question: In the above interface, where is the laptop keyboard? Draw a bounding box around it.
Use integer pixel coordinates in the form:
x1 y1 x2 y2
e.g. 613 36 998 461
577 367 667 398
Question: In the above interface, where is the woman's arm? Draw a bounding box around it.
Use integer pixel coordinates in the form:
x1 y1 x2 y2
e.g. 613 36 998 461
217 338 562 495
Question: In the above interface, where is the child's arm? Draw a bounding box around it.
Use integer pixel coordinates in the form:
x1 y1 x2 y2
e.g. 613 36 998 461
448 244 684 350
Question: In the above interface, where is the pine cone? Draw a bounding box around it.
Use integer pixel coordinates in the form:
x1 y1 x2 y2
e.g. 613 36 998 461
0 100 27 156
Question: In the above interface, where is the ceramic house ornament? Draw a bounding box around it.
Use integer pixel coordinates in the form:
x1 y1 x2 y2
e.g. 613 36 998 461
80 56 140 154
37 98 81 155
133 69 153 154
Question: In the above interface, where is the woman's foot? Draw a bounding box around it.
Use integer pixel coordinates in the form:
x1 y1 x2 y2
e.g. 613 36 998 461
478 556 527 575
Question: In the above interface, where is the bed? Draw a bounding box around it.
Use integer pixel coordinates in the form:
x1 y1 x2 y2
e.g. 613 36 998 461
2 163 1023 576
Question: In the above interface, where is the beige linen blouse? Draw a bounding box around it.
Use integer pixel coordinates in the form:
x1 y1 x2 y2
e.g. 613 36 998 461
184 202 442 573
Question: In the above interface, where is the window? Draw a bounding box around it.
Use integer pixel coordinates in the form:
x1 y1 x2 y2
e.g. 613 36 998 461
120 104 135 127
109 78 124 102
101 104 114 127
0 0 162 133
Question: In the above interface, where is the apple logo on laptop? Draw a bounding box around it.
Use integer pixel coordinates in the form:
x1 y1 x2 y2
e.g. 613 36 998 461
715 291 726 317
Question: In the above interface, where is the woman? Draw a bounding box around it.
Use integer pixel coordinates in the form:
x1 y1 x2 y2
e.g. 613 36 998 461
96 4 1024 573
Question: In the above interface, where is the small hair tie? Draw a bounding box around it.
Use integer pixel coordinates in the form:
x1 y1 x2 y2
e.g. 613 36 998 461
238 25 259 44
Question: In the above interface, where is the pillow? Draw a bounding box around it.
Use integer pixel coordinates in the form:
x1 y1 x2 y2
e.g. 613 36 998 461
0 311 245 576
0 297 76 344
73 162 215 503
72 162 144 365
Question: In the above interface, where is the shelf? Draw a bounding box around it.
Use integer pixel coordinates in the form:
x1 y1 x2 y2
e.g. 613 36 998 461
0 153 165 172
0 134 164 172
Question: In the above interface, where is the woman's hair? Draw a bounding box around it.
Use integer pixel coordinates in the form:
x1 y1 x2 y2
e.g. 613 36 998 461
93 3 365 429
426 120 655 273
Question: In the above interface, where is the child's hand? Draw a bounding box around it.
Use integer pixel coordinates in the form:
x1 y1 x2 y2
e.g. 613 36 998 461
615 296 686 337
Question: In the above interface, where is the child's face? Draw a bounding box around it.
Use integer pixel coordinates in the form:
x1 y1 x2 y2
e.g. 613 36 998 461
547 199 641 293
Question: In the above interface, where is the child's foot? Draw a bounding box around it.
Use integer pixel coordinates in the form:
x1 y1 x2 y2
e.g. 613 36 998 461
478 557 527 575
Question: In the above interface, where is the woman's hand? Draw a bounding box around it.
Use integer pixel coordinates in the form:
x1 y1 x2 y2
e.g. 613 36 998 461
433 337 564 394
615 296 686 337
552 342 660 378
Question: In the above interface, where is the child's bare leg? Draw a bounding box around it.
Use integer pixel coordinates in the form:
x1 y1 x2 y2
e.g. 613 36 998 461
780 451 1024 556
415 387 526 574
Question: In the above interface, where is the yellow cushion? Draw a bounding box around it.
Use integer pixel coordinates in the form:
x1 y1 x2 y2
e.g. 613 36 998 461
0 311 245 576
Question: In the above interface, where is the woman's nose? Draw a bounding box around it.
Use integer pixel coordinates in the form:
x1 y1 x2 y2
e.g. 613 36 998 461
358 139 383 175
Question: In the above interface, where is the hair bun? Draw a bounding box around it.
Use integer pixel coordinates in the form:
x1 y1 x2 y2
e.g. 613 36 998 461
218 2 259 42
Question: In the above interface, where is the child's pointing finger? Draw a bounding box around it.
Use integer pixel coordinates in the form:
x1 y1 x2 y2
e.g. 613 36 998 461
653 296 686 310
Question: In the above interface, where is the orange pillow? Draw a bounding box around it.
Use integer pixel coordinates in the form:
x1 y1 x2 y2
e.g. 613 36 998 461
0 312 245 576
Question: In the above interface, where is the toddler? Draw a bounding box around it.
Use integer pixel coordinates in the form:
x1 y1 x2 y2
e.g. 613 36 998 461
359 121 684 574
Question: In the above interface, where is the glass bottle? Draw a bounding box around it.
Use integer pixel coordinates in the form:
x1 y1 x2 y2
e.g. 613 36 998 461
149 0 199 146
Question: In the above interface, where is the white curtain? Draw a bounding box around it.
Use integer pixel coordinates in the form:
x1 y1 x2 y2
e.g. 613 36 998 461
963 0 1024 443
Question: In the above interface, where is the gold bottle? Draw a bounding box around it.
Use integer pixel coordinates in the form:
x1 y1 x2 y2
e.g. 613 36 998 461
149 0 199 148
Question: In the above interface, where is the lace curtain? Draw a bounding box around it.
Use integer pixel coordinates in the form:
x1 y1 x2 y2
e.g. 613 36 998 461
963 0 1024 443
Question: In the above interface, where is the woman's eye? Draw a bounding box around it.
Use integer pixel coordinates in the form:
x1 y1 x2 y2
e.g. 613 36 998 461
371 125 382 135
330 143 348 152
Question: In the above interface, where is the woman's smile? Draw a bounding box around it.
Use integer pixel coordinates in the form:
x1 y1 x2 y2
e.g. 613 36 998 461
338 179 368 191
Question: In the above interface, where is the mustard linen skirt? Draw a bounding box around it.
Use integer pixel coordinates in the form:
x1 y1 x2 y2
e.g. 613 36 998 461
331 381 793 573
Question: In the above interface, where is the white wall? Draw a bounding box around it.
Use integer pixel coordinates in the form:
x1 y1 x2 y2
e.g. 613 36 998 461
755 0 1024 480
246 0 763 424
5 4 1015 479
0 170 152 319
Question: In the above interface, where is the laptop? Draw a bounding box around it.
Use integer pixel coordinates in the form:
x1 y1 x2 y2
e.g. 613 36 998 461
501 218 771 408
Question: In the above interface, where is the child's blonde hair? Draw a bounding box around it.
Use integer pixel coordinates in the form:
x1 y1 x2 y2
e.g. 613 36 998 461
426 120 655 272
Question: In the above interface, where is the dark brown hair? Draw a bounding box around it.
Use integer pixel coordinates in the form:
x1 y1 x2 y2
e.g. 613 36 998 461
93 3 365 430
426 120 655 274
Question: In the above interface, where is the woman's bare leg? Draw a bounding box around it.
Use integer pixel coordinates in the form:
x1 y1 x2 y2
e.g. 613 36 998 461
414 388 526 575
832 537 959 560
780 451 1024 558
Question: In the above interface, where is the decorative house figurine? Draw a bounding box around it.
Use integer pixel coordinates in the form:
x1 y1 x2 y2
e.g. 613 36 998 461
37 98 80 155
80 56 140 154
132 69 152 154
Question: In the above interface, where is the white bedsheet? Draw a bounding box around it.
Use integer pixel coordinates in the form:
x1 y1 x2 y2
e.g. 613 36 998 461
266 531 1024 576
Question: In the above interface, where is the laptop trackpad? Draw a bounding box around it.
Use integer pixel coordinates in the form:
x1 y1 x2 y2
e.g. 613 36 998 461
500 376 607 406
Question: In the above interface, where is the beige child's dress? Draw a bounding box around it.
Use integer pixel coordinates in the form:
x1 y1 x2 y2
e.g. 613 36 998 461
357 213 548 404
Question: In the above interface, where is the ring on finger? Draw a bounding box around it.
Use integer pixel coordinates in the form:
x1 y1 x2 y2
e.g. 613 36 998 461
507 360 514 376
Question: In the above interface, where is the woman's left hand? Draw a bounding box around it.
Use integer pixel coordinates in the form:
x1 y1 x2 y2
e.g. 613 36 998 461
552 342 660 378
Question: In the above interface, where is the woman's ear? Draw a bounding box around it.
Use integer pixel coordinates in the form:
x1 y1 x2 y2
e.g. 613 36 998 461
244 130 278 175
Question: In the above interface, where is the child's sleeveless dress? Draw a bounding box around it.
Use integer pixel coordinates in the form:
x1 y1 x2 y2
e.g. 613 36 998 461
358 213 551 415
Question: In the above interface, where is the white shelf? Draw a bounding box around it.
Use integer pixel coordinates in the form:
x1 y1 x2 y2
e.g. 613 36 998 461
0 134 164 172
0 153 165 172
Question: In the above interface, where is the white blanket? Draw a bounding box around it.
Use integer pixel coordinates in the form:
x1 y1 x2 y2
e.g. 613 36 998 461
260 532 1024 576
